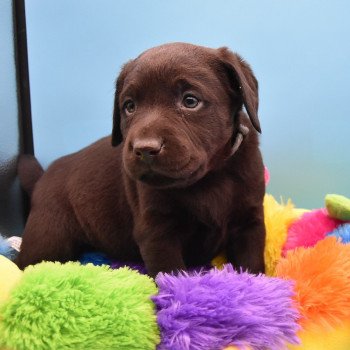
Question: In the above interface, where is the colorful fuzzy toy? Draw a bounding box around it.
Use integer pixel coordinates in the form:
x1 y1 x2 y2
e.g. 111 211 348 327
282 209 342 254
0 262 159 350
154 266 299 350
327 223 350 243
263 194 306 276
1 193 350 349
0 258 300 350
325 194 350 221
288 322 350 350
0 256 22 304
0 235 13 260
277 237 350 329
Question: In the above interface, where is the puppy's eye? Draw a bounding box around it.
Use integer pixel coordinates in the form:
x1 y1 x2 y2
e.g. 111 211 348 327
183 95 200 109
124 100 136 114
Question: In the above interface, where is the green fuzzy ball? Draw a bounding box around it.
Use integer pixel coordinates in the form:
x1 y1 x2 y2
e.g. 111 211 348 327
325 194 350 221
0 262 159 350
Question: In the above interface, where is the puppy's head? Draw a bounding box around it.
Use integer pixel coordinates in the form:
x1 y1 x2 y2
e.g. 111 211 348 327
112 43 260 188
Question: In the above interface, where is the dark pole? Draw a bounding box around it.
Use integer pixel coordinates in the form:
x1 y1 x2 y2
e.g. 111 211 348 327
13 0 34 156
13 0 34 218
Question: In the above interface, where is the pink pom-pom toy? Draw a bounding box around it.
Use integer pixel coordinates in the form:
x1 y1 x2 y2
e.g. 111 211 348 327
283 209 342 255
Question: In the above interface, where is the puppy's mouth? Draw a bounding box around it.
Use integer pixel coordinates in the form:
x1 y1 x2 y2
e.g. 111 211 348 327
123 143 208 188
134 161 205 189
138 171 178 187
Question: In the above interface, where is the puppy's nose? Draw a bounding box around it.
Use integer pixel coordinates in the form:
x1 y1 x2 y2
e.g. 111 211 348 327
133 138 163 162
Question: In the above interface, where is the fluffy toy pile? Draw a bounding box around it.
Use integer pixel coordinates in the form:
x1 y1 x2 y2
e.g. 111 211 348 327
1 191 350 350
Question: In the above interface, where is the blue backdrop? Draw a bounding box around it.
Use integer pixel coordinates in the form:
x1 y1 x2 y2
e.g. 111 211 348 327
25 0 350 208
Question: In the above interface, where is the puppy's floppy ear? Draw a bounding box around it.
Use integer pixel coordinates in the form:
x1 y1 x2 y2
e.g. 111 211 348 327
111 61 133 147
111 85 123 146
217 47 261 133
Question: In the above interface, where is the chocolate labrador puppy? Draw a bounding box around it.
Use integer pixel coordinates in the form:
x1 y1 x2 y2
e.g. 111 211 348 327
16 43 266 277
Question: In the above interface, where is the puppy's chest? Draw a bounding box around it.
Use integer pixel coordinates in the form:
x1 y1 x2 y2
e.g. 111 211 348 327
181 180 234 228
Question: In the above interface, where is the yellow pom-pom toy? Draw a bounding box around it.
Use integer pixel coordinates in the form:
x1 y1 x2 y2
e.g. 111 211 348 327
0 255 23 304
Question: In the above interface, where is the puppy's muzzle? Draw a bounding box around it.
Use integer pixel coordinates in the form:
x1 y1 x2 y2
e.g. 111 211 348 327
132 138 163 164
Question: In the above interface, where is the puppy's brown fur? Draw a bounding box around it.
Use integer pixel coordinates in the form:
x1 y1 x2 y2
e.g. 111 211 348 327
16 43 266 277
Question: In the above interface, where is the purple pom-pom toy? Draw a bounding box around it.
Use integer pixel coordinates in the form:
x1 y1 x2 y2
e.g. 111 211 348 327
153 265 300 350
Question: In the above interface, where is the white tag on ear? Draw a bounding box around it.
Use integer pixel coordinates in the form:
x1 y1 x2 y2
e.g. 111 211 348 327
230 124 249 156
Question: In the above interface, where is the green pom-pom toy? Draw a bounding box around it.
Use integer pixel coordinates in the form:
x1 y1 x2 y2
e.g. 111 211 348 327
325 194 350 221
0 262 159 350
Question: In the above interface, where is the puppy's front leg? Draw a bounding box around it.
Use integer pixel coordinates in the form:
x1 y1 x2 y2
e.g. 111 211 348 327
227 206 266 274
133 215 186 277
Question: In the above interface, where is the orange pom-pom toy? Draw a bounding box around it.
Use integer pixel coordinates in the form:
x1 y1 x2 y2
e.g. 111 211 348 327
276 237 350 329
